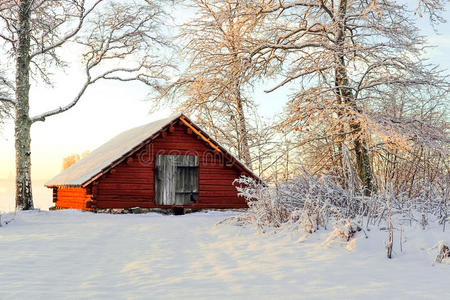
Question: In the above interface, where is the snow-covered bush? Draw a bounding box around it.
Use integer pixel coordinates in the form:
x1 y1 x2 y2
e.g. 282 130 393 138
234 174 350 232
234 172 449 235
236 174 371 228
233 177 289 231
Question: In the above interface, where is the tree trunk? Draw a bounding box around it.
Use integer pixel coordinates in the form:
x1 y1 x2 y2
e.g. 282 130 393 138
228 10 252 170
235 84 252 169
353 137 374 194
15 0 34 210
335 0 374 195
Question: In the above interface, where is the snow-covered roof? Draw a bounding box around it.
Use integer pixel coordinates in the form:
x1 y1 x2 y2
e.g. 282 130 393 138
45 113 259 187
45 114 182 187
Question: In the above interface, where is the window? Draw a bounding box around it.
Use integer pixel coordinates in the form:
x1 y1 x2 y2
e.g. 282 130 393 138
155 155 198 205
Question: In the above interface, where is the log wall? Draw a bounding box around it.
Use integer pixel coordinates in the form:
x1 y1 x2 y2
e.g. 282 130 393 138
55 186 92 210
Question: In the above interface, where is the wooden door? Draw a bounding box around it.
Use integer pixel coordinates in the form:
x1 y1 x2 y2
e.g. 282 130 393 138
155 155 198 205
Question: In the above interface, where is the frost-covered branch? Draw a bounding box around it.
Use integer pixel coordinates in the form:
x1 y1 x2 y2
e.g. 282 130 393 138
30 63 159 123
245 0 449 193
30 0 104 59
0 72 15 107
29 1 172 123
0 96 17 106
153 0 260 169
30 78 90 123
256 0 322 14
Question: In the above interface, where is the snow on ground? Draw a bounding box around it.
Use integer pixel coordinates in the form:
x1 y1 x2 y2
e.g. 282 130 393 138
0 210 448 299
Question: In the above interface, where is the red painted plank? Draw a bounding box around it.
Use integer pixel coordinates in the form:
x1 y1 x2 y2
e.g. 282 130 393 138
96 195 154 201
200 191 239 197
98 189 153 196
199 180 236 185
99 178 153 184
198 174 239 180
98 183 153 190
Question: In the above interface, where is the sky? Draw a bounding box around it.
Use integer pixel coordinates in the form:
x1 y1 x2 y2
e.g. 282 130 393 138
0 2 449 183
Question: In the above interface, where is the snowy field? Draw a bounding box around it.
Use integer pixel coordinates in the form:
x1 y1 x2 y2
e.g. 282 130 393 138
0 210 449 299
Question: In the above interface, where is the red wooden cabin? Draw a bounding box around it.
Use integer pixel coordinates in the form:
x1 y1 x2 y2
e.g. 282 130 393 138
45 113 260 211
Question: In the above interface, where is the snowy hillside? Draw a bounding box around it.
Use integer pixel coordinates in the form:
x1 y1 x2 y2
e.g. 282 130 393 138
0 210 448 299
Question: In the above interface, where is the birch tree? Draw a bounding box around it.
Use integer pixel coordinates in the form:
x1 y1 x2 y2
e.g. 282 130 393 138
0 0 171 210
247 0 449 195
156 0 264 168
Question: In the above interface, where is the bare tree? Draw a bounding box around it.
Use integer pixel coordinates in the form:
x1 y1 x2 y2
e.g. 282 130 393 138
0 0 172 210
156 0 265 169
416 0 447 23
369 85 449 197
247 0 449 195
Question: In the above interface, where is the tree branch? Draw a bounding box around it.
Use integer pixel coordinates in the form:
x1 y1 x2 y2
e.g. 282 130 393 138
26 0 171 123
257 0 321 14
30 64 150 123
30 0 104 59
0 96 16 106
250 42 331 58
265 67 329 93
30 79 91 123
